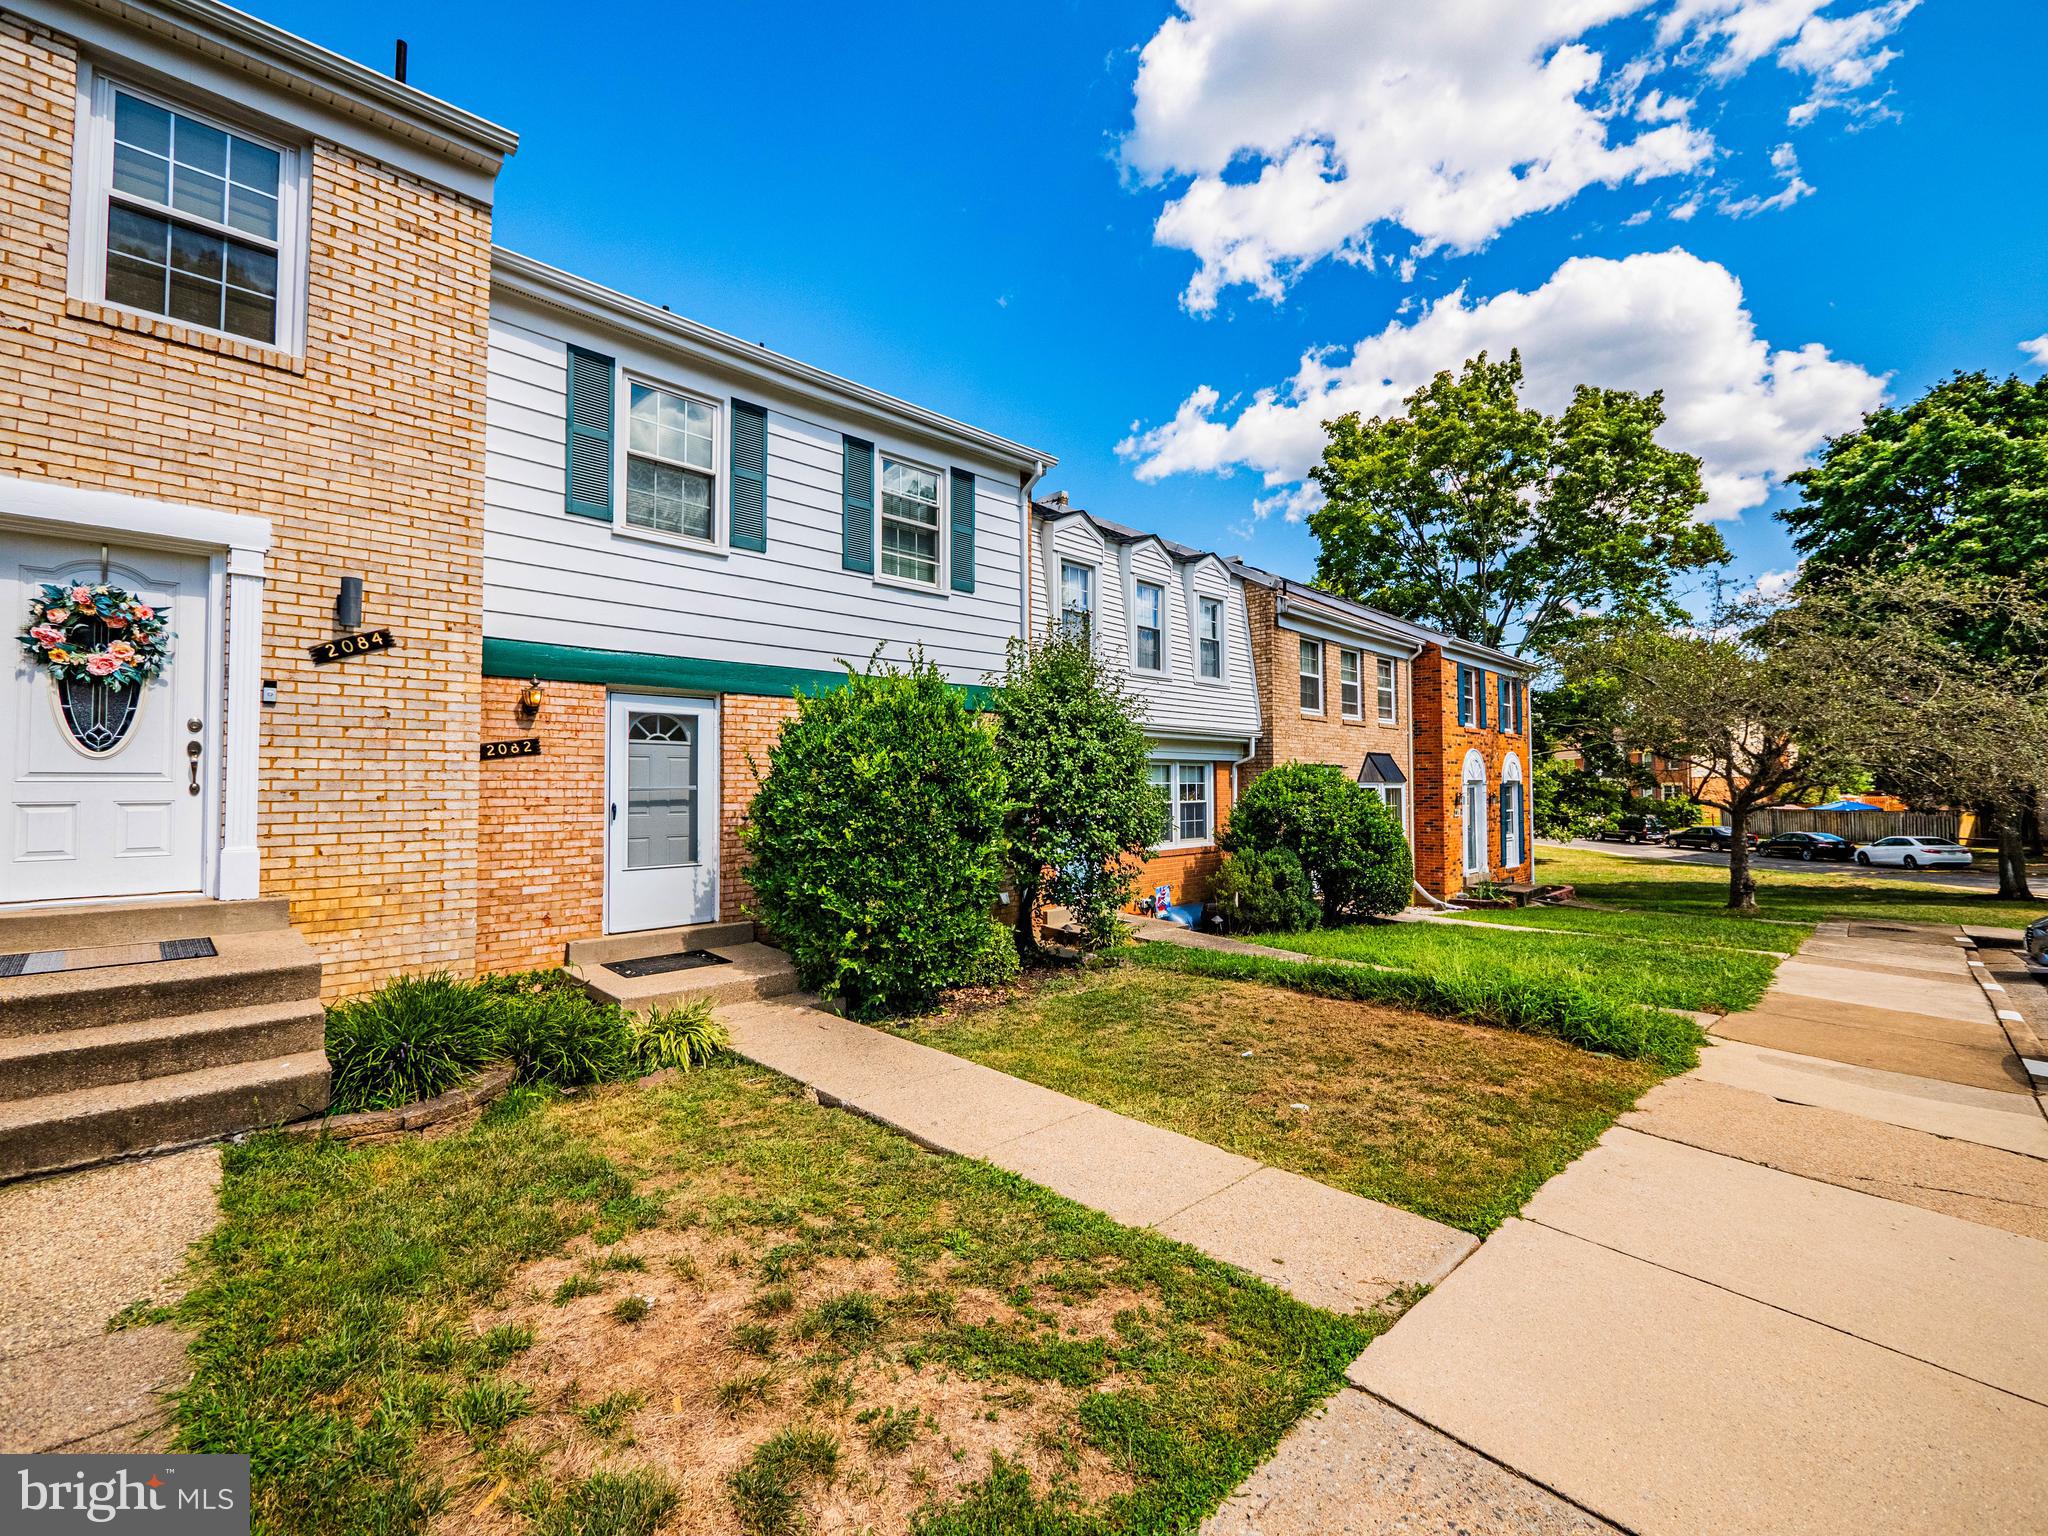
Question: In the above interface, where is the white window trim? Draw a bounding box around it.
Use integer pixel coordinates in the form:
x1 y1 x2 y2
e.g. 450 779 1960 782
873 449 948 593
1058 557 1098 640
612 370 729 555
1362 781 1408 833
1339 646 1364 720
1459 747 1489 874
1130 577 1168 675
1149 759 1215 849
70 67 310 355
1299 638 1324 716
1376 655 1398 724
1194 593 1227 684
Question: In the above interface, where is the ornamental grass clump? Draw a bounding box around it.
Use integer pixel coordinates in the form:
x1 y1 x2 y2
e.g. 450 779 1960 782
632 999 729 1073
744 654 1009 1020
323 973 502 1113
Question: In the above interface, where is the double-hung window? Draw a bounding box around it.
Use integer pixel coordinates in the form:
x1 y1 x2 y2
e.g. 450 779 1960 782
1299 639 1323 713
1147 762 1213 845
1376 656 1398 723
1498 674 1513 730
879 457 942 586
1363 782 1406 827
1133 581 1165 671
91 82 297 346
1197 596 1224 679
1339 648 1363 719
1457 665 1474 726
1059 561 1094 638
626 383 717 541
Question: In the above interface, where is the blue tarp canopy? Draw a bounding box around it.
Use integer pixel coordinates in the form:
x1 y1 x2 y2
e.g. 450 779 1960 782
1814 799 1883 811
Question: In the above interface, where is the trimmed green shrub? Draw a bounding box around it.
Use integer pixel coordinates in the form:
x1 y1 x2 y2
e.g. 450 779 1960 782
1129 942 1704 1071
1222 763 1412 920
495 986 636 1088
634 1000 729 1073
744 655 1009 1020
989 627 1162 953
963 918 1023 990
1209 847 1321 934
323 973 501 1113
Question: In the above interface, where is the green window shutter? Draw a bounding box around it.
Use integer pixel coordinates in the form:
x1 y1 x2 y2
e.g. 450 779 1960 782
1476 670 1488 728
730 399 768 552
841 435 874 574
1456 666 1470 726
949 467 976 593
564 345 614 520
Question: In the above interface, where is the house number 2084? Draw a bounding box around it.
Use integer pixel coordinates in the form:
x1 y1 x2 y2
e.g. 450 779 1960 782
308 628 396 664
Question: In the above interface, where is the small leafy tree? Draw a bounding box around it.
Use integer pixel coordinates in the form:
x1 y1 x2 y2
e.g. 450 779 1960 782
1222 763 1411 921
745 655 1009 1019
989 627 1162 953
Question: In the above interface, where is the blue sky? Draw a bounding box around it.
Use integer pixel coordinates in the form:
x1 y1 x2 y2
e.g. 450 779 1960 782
269 1 2045 606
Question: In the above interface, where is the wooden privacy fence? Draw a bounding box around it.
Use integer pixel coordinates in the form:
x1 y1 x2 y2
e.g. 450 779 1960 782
1736 808 1963 842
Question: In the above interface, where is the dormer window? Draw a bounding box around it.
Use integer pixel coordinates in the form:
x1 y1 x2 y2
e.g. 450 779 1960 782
79 77 305 349
1059 561 1094 639
1133 581 1165 671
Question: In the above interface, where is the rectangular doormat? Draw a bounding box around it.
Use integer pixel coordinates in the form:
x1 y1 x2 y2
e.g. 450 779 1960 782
604 949 732 979
0 936 217 978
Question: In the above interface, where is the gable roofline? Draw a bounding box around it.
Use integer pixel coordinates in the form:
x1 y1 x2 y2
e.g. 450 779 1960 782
34 0 518 172
1031 503 1236 578
1227 558 1533 674
494 249 1056 475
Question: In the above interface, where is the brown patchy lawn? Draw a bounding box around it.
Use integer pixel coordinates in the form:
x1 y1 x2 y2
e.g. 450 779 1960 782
908 965 1667 1235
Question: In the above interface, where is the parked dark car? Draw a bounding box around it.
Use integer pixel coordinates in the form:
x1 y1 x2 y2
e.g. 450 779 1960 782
1756 831 1854 862
1593 815 1666 845
2026 915 2048 972
1667 824 1756 852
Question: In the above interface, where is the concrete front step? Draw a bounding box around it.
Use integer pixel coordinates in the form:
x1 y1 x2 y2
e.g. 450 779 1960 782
573 940 797 1013
0 896 291 952
0 928 322 1036
564 921 757 967
0 1051 331 1182
0 999 326 1103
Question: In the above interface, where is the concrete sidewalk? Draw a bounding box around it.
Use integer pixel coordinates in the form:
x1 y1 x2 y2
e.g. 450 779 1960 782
1344 922 2048 1535
718 996 1476 1314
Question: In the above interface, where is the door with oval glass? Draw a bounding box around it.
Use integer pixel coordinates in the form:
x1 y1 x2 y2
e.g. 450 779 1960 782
605 692 720 933
3 533 210 903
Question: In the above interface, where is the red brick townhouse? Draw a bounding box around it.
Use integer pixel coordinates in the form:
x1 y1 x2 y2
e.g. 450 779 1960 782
1412 641 1537 898
1027 497 1261 911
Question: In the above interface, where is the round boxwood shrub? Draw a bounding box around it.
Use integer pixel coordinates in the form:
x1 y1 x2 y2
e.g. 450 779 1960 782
1209 846 1321 934
1221 762 1412 920
744 655 1009 1020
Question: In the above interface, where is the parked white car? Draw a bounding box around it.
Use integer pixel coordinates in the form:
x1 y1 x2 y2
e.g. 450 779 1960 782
1853 836 1973 869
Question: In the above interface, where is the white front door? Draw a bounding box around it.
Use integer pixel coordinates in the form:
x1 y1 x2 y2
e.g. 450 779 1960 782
3 535 211 903
1463 777 1487 874
605 692 720 933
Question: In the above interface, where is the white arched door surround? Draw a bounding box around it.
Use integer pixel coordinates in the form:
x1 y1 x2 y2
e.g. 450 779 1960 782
1460 747 1488 875
1500 751 1526 869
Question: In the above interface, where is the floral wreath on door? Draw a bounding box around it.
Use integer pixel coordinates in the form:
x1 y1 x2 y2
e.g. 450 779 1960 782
16 582 173 686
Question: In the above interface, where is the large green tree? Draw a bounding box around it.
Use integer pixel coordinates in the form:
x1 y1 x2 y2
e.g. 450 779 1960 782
1308 351 1727 657
1783 371 2048 894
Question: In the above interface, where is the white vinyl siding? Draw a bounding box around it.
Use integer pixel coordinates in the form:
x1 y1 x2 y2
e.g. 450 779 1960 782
484 307 1024 685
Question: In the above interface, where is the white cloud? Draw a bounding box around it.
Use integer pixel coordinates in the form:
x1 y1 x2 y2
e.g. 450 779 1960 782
2021 333 2048 367
1123 1 1916 309
1116 249 1887 523
1669 196 1702 221
1719 141 1814 217
1746 566 1800 603
1122 0 1712 312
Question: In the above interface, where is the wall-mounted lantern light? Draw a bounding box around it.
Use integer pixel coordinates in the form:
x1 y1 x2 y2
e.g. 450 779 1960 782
518 677 545 717
335 575 364 630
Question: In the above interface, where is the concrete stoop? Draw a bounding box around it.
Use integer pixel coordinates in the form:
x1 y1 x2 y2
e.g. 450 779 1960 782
0 900 329 1182
566 921 798 1013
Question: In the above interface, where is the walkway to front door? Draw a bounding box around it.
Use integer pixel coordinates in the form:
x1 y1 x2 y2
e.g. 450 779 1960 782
604 692 719 934
3 536 210 904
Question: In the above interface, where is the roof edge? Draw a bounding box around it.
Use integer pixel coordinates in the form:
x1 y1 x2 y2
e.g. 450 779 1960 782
495 249 1056 473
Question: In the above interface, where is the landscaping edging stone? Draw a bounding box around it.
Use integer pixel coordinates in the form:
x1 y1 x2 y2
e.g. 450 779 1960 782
280 1066 516 1144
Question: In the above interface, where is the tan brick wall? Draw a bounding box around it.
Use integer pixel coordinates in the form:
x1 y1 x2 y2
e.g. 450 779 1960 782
0 16 494 997
1412 645 1534 898
720 693 801 922
475 678 605 973
1242 584 1413 785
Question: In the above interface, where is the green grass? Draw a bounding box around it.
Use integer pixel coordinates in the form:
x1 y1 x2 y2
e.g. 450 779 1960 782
170 1065 1373 1536
910 966 1667 1234
1428 901 1811 952
1537 845 2048 930
1260 917 1778 1017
